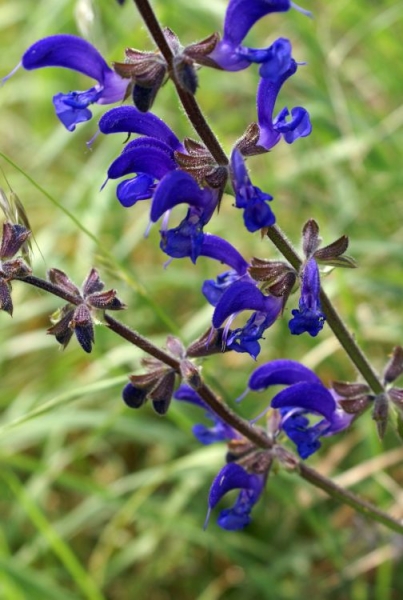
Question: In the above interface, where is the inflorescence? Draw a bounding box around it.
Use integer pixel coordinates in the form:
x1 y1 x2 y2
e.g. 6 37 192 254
2 0 402 532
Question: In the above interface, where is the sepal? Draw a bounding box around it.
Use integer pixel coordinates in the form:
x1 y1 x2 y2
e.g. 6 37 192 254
383 346 403 384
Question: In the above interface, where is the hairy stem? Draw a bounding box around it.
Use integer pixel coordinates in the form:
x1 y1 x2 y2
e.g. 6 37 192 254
132 0 228 166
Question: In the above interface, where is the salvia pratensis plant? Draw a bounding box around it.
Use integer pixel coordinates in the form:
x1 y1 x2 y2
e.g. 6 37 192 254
2 0 403 536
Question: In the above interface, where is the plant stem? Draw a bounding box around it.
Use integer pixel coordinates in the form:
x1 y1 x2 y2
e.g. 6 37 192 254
132 0 228 166
15 274 81 305
105 314 272 448
298 460 403 535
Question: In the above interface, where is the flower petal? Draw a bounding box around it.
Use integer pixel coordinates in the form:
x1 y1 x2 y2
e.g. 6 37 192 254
150 171 205 222
249 359 322 391
99 105 182 150
116 174 156 207
107 141 176 181
202 270 243 307
208 463 260 509
289 258 325 337
199 235 249 275
222 0 291 47
271 382 336 421
212 280 269 328
256 60 297 149
22 34 111 82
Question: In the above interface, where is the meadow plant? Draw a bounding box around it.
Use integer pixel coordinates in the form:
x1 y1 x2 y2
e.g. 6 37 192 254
2 0 403 536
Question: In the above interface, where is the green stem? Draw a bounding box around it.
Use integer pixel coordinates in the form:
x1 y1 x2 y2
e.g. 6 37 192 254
298 460 403 535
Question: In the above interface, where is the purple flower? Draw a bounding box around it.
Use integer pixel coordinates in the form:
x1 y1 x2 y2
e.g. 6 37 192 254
6 35 129 131
256 61 312 151
99 106 184 206
100 106 226 262
208 1 310 74
212 279 283 359
230 148 275 232
206 463 265 530
248 359 353 458
289 258 326 336
174 384 238 445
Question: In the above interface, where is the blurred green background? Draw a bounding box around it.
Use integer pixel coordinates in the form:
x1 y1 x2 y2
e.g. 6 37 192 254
1 0 403 598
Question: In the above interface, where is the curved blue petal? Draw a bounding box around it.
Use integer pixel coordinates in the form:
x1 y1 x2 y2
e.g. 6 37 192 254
230 148 276 231
116 174 156 207
22 34 111 81
217 487 260 530
160 217 205 264
207 41 251 71
150 171 205 222
271 382 336 421
21 35 127 130
202 270 243 307
99 106 182 150
207 463 265 530
289 258 325 337
199 235 249 275
212 281 268 328
274 106 312 143
121 136 175 156
242 194 275 231
256 60 297 150
226 304 282 359
107 143 176 181
249 359 322 391
53 91 96 131
208 463 261 509
222 0 291 47
282 413 324 459
174 384 206 408
237 38 292 81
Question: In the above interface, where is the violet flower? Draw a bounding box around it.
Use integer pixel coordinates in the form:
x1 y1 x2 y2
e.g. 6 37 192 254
288 258 326 337
230 148 275 232
212 279 283 359
248 359 353 458
256 60 312 151
208 0 310 74
206 463 265 530
100 106 225 262
4 35 129 131
174 384 238 445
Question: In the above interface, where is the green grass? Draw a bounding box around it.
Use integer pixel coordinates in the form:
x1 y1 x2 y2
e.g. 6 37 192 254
1 0 403 598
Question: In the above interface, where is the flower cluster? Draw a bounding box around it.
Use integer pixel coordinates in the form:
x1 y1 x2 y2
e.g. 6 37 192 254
171 358 354 529
2 0 385 537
